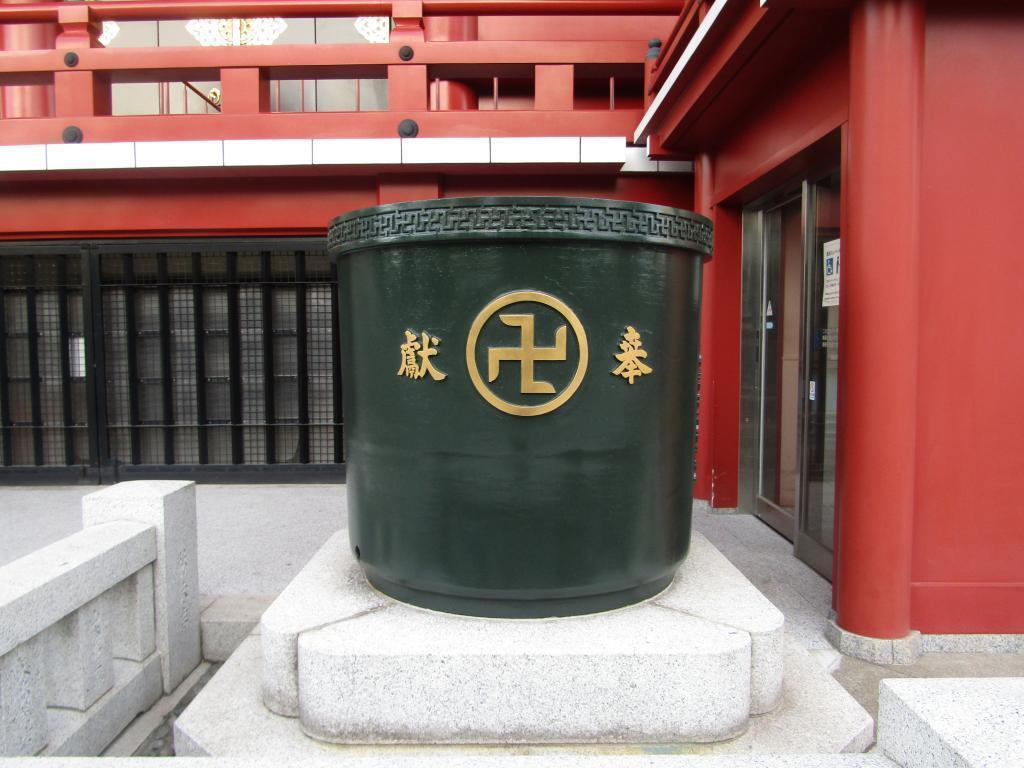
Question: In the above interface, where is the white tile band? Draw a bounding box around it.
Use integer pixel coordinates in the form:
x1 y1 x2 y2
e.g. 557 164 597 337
0 144 46 172
402 137 490 164
313 138 401 165
135 140 223 168
46 142 135 171
0 136 692 175
223 139 312 167
490 136 581 164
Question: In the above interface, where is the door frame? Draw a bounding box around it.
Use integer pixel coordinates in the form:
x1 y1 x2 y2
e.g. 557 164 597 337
739 174 837 580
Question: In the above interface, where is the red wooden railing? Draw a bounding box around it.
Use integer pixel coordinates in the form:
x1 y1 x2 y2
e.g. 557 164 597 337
0 0 683 142
0 1 682 23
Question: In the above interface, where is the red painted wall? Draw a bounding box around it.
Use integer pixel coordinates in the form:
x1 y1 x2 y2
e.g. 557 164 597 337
909 5 1024 632
709 24 849 207
0 173 690 239
445 175 692 209
0 175 379 238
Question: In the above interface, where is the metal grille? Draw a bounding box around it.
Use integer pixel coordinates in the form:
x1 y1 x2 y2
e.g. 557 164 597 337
0 252 89 468
98 246 342 469
0 240 343 482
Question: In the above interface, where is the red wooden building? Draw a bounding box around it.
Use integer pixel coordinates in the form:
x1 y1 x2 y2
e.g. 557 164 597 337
1 0 1021 649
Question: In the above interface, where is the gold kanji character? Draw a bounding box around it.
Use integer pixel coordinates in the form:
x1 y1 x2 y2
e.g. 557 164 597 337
612 325 652 384
397 329 447 381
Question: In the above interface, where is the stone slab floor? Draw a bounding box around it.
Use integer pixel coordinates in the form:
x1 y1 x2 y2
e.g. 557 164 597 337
1 484 1022 732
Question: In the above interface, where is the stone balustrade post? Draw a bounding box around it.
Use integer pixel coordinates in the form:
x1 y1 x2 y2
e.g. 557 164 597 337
107 565 157 662
0 636 48 756
83 481 201 693
44 595 114 711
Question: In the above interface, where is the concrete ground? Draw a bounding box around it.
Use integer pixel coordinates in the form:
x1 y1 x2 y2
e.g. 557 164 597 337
2 483 1022 725
0 484 345 596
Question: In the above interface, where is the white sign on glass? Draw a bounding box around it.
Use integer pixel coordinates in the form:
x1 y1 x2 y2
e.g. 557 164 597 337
822 239 841 307
69 337 86 378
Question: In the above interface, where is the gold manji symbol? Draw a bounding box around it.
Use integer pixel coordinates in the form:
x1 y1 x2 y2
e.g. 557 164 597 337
488 314 567 394
466 290 589 417
397 330 447 381
612 325 652 384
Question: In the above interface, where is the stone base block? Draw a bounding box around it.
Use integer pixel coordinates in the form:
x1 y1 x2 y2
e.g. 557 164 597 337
300 604 750 744
878 678 1024 768
45 654 162 756
174 634 873 757
258 530 784 744
920 633 1024 654
177 528 871 756
200 596 273 663
825 621 921 665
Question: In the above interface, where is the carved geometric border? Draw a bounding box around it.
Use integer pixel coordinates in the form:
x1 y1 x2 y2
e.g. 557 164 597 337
329 199 713 255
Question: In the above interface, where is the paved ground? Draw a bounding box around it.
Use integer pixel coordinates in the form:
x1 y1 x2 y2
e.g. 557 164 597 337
0 484 345 596
3 483 1023 724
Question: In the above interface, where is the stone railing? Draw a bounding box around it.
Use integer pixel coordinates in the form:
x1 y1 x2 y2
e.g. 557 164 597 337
0 481 200 757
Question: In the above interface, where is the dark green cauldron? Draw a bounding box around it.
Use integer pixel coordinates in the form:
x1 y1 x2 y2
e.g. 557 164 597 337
328 197 712 618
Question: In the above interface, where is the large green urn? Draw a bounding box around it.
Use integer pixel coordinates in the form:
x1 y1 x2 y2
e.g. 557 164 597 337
328 197 712 618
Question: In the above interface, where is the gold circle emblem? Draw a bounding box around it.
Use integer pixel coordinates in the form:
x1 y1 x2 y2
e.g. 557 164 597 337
465 290 588 417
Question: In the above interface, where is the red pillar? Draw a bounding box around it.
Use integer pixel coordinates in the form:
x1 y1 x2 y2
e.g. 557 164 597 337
1 0 55 118
692 154 715 504
693 152 742 509
535 65 574 111
425 16 478 112
220 68 269 115
54 5 109 118
835 0 924 639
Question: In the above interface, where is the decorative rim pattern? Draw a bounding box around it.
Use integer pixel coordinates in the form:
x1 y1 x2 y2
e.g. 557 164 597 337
328 196 713 257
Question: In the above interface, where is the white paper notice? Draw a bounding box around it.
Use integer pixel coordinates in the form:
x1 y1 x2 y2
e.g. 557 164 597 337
822 239 840 307
69 337 86 378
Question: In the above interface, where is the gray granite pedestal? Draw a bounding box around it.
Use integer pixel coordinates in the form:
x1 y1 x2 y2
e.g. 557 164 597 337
175 531 873 754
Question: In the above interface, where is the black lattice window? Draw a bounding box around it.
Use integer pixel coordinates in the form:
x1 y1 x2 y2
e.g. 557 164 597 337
0 252 89 467
98 247 341 468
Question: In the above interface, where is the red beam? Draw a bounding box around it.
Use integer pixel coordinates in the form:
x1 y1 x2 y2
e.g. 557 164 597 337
425 0 682 13
0 40 646 81
639 3 786 149
649 0 699 95
0 108 641 144
0 0 683 24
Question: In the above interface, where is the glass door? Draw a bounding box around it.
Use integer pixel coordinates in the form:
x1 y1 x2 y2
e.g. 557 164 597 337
740 170 841 579
795 172 841 577
755 195 804 537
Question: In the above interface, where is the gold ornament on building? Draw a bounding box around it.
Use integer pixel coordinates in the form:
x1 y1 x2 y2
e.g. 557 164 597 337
186 17 288 47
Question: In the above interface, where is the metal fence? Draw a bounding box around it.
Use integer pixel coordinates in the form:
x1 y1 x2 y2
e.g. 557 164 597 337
0 240 344 483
